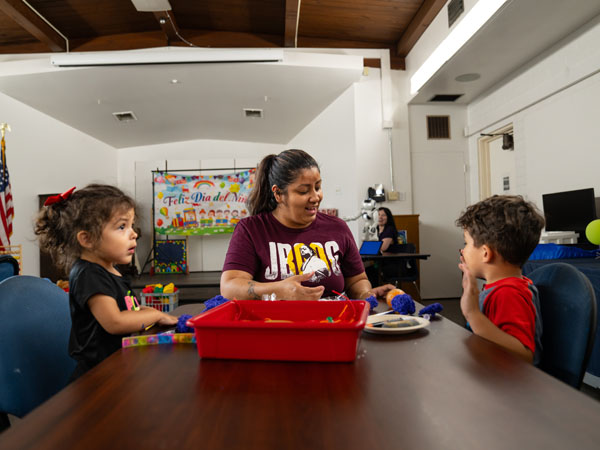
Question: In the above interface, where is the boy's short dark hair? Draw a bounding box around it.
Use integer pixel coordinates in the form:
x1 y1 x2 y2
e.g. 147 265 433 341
456 195 545 267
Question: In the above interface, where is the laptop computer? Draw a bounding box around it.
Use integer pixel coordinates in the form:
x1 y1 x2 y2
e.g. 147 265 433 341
359 240 383 256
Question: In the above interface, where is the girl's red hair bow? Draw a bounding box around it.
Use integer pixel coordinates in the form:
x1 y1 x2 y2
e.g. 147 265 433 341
44 186 76 206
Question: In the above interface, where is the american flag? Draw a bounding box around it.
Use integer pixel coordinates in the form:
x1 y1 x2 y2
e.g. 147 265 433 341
0 133 13 249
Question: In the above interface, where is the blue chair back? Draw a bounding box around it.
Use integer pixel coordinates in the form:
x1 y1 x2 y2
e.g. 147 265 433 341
0 255 19 282
528 263 597 388
0 276 76 419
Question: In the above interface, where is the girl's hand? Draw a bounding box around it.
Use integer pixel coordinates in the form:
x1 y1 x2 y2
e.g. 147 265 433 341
276 272 325 300
156 312 178 326
458 254 479 318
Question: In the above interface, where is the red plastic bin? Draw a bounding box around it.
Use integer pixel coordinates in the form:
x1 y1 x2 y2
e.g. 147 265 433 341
186 300 369 362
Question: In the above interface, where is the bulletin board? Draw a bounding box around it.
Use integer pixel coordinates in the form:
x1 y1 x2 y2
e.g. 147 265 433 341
152 239 188 274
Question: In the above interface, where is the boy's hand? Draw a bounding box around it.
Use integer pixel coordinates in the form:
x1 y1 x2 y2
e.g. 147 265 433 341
458 254 480 319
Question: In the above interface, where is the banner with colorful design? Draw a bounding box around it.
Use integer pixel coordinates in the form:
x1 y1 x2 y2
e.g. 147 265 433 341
153 169 255 235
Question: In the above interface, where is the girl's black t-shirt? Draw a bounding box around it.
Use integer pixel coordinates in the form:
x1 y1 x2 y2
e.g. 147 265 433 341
68 259 132 379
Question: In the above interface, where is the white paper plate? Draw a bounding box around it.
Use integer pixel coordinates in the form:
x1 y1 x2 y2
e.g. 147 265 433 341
363 314 430 335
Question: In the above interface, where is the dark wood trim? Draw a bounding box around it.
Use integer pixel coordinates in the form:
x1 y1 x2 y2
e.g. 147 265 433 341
0 0 66 52
68 30 283 52
153 11 179 45
396 0 447 57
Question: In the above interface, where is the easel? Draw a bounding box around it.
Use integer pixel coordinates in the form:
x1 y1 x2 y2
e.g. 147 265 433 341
140 164 254 276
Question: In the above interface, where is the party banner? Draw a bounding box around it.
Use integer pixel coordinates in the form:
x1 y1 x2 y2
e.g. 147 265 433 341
153 169 255 235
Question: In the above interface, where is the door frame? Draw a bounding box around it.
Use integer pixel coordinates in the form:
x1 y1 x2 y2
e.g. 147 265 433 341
477 123 513 199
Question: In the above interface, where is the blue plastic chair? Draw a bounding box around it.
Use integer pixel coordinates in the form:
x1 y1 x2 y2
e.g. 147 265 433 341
0 255 19 282
0 276 76 430
528 263 597 388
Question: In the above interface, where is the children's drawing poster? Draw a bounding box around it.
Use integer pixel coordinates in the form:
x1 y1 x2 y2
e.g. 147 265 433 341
153 169 255 236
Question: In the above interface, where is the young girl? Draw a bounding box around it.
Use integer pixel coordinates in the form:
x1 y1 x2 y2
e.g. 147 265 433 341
35 184 178 380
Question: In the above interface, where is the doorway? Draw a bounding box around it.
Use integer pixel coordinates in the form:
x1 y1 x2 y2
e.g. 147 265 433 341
478 124 514 199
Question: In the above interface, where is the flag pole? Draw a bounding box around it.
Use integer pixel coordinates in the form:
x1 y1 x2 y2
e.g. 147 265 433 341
0 123 9 184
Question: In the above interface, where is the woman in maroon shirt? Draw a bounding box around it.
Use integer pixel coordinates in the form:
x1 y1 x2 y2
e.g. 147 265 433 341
221 149 393 301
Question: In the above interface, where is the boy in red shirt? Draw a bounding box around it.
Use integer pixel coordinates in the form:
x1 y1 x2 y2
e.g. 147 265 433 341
456 195 545 363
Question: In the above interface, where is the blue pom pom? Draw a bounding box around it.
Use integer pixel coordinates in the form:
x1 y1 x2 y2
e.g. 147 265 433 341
390 294 415 315
176 314 193 333
419 302 443 318
204 295 230 311
351 295 378 310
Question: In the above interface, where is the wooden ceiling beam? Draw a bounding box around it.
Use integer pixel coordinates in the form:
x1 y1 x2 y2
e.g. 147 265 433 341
69 30 283 52
284 0 301 47
0 0 66 52
396 0 447 57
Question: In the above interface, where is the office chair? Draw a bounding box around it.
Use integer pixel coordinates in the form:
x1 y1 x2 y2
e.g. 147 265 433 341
0 254 19 283
0 276 76 431
381 243 421 299
528 263 597 389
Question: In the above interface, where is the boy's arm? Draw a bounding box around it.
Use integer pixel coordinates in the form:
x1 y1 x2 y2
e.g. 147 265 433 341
458 260 533 363
88 294 178 334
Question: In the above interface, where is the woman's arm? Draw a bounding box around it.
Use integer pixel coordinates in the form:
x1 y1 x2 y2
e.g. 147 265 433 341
220 269 325 300
380 237 393 252
88 294 178 334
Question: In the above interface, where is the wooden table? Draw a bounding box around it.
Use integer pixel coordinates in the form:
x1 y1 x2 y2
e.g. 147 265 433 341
2 304 600 449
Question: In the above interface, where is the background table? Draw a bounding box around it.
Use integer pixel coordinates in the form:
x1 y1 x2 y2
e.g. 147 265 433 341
130 270 222 303
361 252 430 295
2 303 600 449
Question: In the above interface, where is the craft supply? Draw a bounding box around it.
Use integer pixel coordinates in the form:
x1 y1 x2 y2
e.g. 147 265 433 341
204 294 230 311
176 314 193 333
122 333 196 348
332 290 349 301
187 300 370 362
419 303 443 318
368 318 420 328
391 293 415 315
386 288 405 307
371 309 395 317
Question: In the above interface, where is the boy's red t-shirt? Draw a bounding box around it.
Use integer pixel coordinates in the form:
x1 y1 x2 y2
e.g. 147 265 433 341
479 276 540 356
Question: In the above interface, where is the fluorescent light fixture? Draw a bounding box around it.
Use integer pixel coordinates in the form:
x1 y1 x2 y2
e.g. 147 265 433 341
410 0 508 94
50 48 284 67
130 0 171 12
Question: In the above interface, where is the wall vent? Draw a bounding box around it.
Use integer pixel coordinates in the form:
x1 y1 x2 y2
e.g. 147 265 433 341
429 94 463 102
448 0 464 27
427 116 450 139
112 111 137 122
243 108 263 118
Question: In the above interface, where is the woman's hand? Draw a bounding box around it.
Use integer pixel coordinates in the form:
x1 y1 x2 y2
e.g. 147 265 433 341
220 269 324 300
371 283 396 299
275 272 325 300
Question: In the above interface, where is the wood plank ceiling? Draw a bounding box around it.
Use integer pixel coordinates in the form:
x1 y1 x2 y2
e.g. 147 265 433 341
0 0 447 70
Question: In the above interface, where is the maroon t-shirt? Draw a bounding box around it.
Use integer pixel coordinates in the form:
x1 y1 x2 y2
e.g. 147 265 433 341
223 212 365 298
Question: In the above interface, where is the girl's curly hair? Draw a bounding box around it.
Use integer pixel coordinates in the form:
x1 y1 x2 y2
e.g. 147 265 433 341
34 184 136 271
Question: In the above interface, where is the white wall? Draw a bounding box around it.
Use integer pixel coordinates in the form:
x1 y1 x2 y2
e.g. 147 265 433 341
409 104 469 298
0 92 118 276
117 140 281 272
466 17 600 210
114 67 413 274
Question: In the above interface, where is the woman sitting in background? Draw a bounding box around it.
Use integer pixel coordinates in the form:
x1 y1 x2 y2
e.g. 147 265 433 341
377 207 399 252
